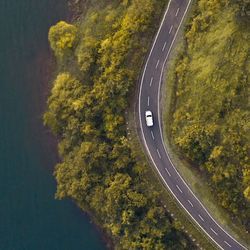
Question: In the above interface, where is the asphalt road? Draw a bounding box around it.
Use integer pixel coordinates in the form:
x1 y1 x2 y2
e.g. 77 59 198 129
137 1 247 249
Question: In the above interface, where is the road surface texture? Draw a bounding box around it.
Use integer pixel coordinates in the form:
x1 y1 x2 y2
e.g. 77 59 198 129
137 0 247 249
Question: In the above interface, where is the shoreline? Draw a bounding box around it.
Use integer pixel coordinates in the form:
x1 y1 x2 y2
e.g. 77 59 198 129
40 1 113 248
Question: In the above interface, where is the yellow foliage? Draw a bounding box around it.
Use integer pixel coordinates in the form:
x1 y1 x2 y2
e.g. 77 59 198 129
48 21 77 57
243 186 250 201
209 146 223 160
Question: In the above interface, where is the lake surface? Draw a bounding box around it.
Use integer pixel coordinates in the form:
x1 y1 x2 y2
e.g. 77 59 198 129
0 1 105 249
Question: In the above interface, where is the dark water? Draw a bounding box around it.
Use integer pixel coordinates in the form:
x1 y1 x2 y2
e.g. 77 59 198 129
0 1 105 249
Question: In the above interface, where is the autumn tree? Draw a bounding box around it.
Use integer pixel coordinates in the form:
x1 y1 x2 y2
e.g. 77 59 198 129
48 21 77 57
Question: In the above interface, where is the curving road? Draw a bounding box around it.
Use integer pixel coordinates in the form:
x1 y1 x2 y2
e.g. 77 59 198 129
137 0 247 249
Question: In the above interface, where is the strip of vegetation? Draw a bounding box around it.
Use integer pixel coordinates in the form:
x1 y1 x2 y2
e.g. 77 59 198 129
44 0 196 248
165 0 250 240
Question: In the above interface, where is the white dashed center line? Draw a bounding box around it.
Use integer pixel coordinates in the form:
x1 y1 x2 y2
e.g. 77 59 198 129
210 227 218 236
155 59 160 69
175 8 180 16
149 77 153 87
151 131 155 140
169 25 173 34
224 241 232 248
165 168 171 177
157 149 161 159
176 185 183 193
162 42 167 51
147 96 150 106
198 214 204 222
188 200 194 207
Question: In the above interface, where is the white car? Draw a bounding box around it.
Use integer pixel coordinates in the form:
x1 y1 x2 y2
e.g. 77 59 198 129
145 110 153 127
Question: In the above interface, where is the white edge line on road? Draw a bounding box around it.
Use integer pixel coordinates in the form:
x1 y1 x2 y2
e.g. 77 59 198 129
147 96 150 106
138 2 221 248
138 0 223 248
156 149 161 159
175 7 180 16
198 214 205 222
151 130 155 140
165 167 171 176
210 227 218 236
155 1 247 249
162 42 167 51
150 77 153 86
188 199 193 207
224 241 232 248
169 25 173 34
138 0 246 249
176 185 183 193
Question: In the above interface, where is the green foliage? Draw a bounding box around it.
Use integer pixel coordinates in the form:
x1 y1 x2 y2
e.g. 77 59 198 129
44 72 87 138
48 21 77 57
169 0 250 229
44 0 194 249
244 186 250 201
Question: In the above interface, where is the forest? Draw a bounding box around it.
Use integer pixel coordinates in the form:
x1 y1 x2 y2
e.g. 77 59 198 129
44 0 194 249
169 0 249 231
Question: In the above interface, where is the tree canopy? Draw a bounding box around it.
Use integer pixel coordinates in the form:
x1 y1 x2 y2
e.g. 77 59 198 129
44 0 194 249
48 21 77 57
